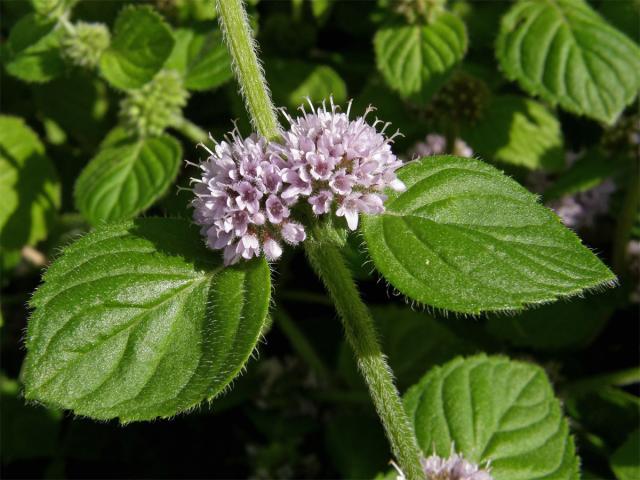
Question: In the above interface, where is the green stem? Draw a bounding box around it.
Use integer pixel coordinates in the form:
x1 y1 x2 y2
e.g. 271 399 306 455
612 162 639 275
273 308 331 382
217 2 423 476
215 0 280 141
172 116 208 143
304 228 424 480
563 366 640 394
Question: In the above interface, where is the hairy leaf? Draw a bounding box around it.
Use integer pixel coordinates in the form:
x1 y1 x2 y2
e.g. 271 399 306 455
3 13 65 83
21 218 271 422
362 155 615 313
464 95 564 171
374 13 467 103
405 355 580 479
0 115 60 250
166 27 232 91
74 134 182 225
99 6 174 90
496 0 640 125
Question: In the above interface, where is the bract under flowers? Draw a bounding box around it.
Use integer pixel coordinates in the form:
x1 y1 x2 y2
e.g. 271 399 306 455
192 99 406 265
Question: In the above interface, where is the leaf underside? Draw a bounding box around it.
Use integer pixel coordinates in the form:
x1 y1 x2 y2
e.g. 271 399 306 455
21 218 271 422
496 0 640 125
374 13 467 103
405 354 580 480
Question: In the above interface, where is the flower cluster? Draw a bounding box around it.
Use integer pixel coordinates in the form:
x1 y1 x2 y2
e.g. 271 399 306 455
61 22 111 69
120 70 189 137
408 133 473 159
420 452 493 480
192 99 405 265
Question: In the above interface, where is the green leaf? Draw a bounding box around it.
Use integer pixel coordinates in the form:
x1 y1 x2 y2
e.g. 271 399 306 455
99 6 174 90
464 95 564 171
496 0 640 125
362 155 615 314
21 218 272 422
485 293 615 351
0 115 61 250
74 134 182 225
267 59 347 110
165 27 232 91
611 429 640 480
3 13 65 83
405 355 580 479
374 13 467 103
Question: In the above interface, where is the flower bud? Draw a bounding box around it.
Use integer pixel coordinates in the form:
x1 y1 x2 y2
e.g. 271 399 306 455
119 70 189 138
61 22 110 70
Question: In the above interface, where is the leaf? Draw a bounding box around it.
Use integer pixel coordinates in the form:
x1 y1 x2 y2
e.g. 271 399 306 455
3 13 65 83
362 155 615 314
611 429 640 480
485 292 616 351
99 6 175 90
165 27 232 91
21 218 272 422
0 115 61 250
464 95 564 171
267 59 347 109
496 0 640 125
374 13 467 103
74 134 182 225
405 355 580 480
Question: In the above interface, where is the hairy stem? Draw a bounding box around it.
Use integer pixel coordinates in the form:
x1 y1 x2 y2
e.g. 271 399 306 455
215 0 280 140
305 229 424 480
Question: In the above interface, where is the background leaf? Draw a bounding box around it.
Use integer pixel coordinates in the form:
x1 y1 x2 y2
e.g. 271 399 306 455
338 305 478 390
405 355 580 479
362 155 615 313
99 6 175 90
610 429 640 480
464 95 564 171
21 218 271 422
0 115 61 250
166 27 232 91
74 134 182 225
267 59 347 110
3 13 65 83
496 0 640 125
485 292 616 351
374 13 467 103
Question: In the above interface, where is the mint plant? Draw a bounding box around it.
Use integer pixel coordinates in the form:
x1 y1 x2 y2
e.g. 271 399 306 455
2 0 639 478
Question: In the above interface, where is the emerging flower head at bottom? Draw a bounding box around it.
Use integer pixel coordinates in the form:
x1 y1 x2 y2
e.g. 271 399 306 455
191 98 406 265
